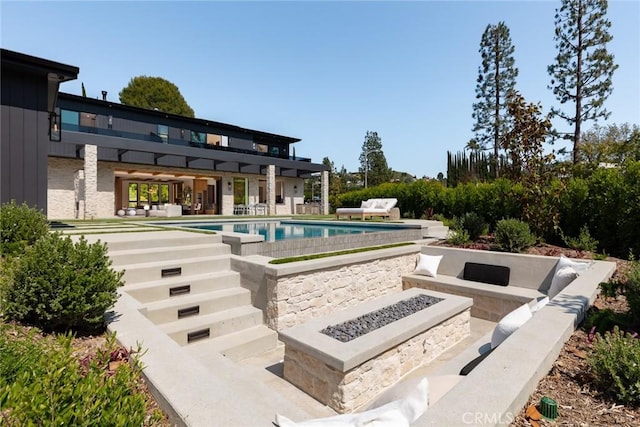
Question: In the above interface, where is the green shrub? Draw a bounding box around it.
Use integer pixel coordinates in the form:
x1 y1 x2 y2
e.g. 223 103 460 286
561 224 599 253
584 308 632 335
625 258 640 326
3 233 123 333
0 323 161 425
494 219 535 253
0 200 49 258
588 326 640 406
460 212 488 241
446 228 471 246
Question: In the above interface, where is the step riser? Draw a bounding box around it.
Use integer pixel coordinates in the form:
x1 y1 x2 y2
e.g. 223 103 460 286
125 273 241 303
109 245 230 266
144 292 252 324
220 333 278 362
167 311 264 346
425 226 449 237
104 234 222 252
121 258 231 285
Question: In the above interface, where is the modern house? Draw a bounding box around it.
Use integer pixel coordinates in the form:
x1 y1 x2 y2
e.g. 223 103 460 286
1 49 329 219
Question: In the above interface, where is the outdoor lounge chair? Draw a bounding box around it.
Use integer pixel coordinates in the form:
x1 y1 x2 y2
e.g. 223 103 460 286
335 198 398 220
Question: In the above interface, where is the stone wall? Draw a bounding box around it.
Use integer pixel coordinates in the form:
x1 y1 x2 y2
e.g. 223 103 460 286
283 309 470 413
265 253 417 330
48 157 80 219
47 157 115 219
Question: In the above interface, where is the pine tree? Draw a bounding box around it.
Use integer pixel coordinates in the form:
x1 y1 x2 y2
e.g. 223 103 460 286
548 0 618 164
472 22 519 178
359 131 391 188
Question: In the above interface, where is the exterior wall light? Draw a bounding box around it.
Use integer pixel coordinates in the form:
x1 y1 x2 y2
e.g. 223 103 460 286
49 111 61 142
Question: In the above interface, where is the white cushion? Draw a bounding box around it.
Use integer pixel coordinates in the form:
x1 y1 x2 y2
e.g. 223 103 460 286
547 255 592 299
275 378 428 427
413 254 442 278
361 200 374 209
490 303 532 349
555 254 593 273
531 296 550 313
548 266 578 299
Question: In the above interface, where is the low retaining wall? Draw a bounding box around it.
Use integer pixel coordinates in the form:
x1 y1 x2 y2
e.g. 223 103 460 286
260 245 421 330
279 289 472 413
226 228 422 258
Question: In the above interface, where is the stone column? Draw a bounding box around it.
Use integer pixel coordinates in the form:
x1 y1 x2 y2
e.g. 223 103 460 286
321 170 329 215
74 169 85 219
83 145 97 220
266 165 276 215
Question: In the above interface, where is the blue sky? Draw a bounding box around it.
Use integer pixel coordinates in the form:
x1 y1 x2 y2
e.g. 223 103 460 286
2 1 638 178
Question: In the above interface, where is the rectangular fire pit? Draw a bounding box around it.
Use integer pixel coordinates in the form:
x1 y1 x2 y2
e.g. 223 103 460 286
278 288 472 413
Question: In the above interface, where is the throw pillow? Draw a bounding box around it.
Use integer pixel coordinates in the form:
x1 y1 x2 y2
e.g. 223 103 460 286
555 254 592 273
490 303 532 349
413 254 443 278
274 378 428 427
531 296 550 313
548 266 578 299
374 201 388 210
361 200 374 209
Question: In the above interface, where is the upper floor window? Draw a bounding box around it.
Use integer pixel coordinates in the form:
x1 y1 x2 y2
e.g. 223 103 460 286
190 131 206 144
207 133 221 146
157 125 169 143
61 109 79 127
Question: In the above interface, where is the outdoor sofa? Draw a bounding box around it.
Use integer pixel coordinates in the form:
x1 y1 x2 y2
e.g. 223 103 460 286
335 198 398 220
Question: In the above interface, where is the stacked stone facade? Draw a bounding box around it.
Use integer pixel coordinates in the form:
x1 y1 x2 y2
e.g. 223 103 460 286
48 157 115 219
266 254 417 330
283 309 471 413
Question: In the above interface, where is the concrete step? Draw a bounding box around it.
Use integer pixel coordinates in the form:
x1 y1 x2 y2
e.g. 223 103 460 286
109 242 231 266
425 225 449 239
143 287 252 324
124 271 241 303
118 255 231 285
97 231 222 252
185 325 279 362
160 306 264 346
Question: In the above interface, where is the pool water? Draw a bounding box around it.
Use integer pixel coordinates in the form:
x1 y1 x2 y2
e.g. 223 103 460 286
165 220 407 242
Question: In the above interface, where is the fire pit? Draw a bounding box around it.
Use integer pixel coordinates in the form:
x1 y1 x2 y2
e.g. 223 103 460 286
278 288 471 413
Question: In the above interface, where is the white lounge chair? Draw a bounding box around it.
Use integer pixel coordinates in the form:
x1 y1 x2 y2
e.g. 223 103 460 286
335 198 398 220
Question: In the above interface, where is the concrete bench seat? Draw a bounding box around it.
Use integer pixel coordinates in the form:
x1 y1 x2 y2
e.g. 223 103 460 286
402 246 560 321
403 272 544 322
398 245 618 426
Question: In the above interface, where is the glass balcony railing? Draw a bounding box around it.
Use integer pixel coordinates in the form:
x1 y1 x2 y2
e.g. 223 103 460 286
60 123 311 162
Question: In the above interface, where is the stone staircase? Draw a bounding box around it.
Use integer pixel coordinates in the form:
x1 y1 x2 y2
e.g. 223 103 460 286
107 231 278 362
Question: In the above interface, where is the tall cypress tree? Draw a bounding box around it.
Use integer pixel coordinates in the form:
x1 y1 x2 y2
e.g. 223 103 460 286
472 22 519 178
548 0 618 164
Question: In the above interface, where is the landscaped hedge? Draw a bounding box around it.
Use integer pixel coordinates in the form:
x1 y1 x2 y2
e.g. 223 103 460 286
335 161 640 258
557 162 640 258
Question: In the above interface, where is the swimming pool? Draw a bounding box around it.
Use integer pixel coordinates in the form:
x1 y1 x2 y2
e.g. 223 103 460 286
170 220 408 242
153 219 424 258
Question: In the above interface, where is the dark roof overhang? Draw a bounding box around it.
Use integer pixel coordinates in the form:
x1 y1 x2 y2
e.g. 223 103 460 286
1 49 79 113
51 131 326 178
